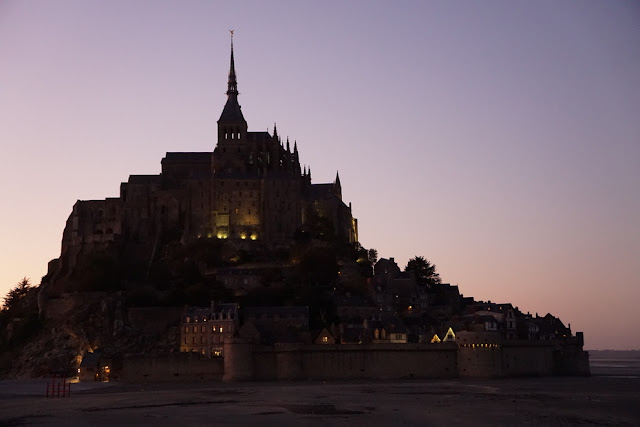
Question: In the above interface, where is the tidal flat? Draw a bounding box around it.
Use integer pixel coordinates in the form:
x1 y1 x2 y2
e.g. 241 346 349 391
0 362 638 426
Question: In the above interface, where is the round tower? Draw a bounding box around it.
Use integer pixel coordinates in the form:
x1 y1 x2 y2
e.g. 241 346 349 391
222 337 253 381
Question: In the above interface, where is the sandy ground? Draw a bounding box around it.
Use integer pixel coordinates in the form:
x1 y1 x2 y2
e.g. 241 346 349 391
0 365 638 426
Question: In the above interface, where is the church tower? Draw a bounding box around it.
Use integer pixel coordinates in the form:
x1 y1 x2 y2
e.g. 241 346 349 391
217 31 247 143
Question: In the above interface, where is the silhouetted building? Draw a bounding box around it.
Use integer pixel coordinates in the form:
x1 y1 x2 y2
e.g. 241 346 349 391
59 36 358 263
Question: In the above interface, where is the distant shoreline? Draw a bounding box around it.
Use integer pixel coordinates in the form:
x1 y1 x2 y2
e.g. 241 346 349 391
587 350 640 359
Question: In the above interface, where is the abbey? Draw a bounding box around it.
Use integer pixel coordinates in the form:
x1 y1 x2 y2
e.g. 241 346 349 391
62 38 358 255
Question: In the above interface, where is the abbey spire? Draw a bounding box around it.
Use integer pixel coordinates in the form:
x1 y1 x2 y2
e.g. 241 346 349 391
218 31 247 128
226 31 238 97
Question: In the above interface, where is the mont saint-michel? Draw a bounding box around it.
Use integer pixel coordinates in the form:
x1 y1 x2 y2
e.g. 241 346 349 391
0 37 589 382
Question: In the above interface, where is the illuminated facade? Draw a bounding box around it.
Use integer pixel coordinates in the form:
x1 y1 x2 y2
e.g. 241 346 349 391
180 302 239 356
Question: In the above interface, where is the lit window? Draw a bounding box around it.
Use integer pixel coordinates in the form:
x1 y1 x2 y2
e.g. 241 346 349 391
220 327 224 333
322 336 328 343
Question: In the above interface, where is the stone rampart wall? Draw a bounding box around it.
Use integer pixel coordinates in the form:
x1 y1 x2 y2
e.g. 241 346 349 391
300 344 458 380
120 342 588 382
122 353 223 382
458 341 556 377
502 343 554 376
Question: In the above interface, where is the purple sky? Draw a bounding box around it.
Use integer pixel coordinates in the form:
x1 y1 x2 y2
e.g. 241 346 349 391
1 1 638 350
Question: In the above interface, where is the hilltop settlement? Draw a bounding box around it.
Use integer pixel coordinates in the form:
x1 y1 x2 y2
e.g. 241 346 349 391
0 38 589 381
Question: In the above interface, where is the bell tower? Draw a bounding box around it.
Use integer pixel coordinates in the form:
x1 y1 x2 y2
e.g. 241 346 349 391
217 30 247 144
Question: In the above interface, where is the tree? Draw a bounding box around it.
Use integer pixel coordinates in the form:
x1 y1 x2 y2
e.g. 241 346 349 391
405 256 441 288
367 249 378 265
2 277 33 312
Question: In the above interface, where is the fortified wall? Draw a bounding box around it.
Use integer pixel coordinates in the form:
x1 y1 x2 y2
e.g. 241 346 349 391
121 339 589 382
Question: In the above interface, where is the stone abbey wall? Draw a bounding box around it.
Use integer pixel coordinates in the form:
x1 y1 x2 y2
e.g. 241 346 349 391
43 292 107 320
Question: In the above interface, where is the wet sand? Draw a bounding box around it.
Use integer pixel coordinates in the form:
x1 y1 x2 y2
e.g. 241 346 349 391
1 365 638 426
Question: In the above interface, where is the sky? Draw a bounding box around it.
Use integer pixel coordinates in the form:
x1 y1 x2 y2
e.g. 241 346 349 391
0 0 638 350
